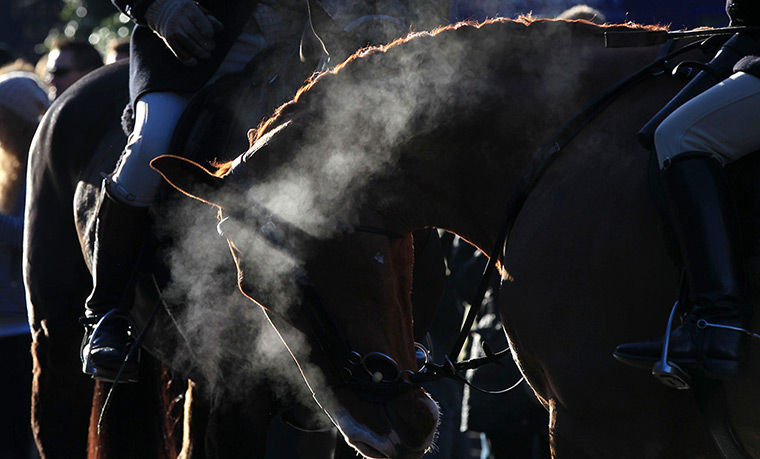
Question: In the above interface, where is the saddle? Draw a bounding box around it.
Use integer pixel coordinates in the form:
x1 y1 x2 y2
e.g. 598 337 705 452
78 43 320 384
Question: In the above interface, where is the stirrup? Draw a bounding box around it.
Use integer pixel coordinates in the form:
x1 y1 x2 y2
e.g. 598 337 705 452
652 299 691 390
652 303 760 390
80 310 140 383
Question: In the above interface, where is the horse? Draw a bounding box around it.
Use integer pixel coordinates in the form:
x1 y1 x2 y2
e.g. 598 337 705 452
24 35 446 457
22 56 341 457
152 17 760 458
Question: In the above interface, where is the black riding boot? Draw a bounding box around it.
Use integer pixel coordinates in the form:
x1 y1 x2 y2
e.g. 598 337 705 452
614 153 752 379
80 179 148 382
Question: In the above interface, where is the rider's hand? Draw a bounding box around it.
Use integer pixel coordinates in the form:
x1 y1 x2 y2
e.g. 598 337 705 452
144 0 223 66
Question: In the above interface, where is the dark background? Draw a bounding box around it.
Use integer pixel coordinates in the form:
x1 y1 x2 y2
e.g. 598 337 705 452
0 0 733 63
0 0 61 60
614 0 727 27
0 0 121 62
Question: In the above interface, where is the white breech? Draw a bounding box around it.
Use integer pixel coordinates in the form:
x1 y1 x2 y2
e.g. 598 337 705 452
109 31 267 206
655 71 760 168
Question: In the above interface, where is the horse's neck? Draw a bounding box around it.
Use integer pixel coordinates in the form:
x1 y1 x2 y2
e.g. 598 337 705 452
362 21 663 253
247 20 663 252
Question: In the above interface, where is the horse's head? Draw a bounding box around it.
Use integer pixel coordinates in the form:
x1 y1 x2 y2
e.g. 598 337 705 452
152 154 439 459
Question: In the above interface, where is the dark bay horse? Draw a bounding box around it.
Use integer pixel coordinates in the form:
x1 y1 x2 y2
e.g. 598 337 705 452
23 59 339 457
153 17 760 458
23 45 443 458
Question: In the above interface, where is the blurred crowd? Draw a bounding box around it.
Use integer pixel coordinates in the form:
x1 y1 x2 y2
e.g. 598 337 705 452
0 34 124 459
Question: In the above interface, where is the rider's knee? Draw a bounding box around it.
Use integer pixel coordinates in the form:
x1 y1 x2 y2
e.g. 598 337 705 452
654 111 721 168
130 91 190 156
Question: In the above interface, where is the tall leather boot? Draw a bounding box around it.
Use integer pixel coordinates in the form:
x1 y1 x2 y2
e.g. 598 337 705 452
614 152 752 378
80 179 148 382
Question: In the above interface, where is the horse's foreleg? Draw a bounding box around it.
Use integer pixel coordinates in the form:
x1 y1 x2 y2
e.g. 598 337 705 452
178 380 208 459
26 211 93 457
548 395 721 459
548 405 591 459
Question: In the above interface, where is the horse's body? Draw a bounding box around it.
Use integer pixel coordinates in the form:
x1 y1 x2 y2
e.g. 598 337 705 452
155 18 760 458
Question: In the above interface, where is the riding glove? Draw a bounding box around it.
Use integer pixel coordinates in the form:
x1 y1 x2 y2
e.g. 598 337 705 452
144 0 223 66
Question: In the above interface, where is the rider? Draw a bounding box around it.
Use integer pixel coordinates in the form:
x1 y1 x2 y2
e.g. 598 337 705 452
82 0 444 382
613 0 760 379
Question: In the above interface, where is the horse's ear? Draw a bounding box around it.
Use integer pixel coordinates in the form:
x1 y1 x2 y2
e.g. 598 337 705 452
151 155 226 207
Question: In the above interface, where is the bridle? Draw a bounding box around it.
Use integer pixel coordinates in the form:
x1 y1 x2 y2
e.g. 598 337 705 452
217 204 438 401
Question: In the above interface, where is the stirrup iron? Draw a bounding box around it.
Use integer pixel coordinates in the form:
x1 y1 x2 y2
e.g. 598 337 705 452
652 298 691 390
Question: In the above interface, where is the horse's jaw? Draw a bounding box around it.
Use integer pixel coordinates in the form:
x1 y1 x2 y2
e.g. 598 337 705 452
327 394 440 459
267 324 439 458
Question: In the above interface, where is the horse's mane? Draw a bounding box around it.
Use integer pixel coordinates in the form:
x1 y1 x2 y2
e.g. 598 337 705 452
213 16 668 177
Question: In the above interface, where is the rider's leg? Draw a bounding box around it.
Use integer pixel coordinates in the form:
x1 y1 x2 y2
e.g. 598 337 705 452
80 23 274 381
81 92 189 382
109 92 192 206
614 72 760 377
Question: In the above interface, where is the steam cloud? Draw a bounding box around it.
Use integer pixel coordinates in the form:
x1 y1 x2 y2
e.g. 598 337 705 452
150 26 466 415
150 16 591 422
